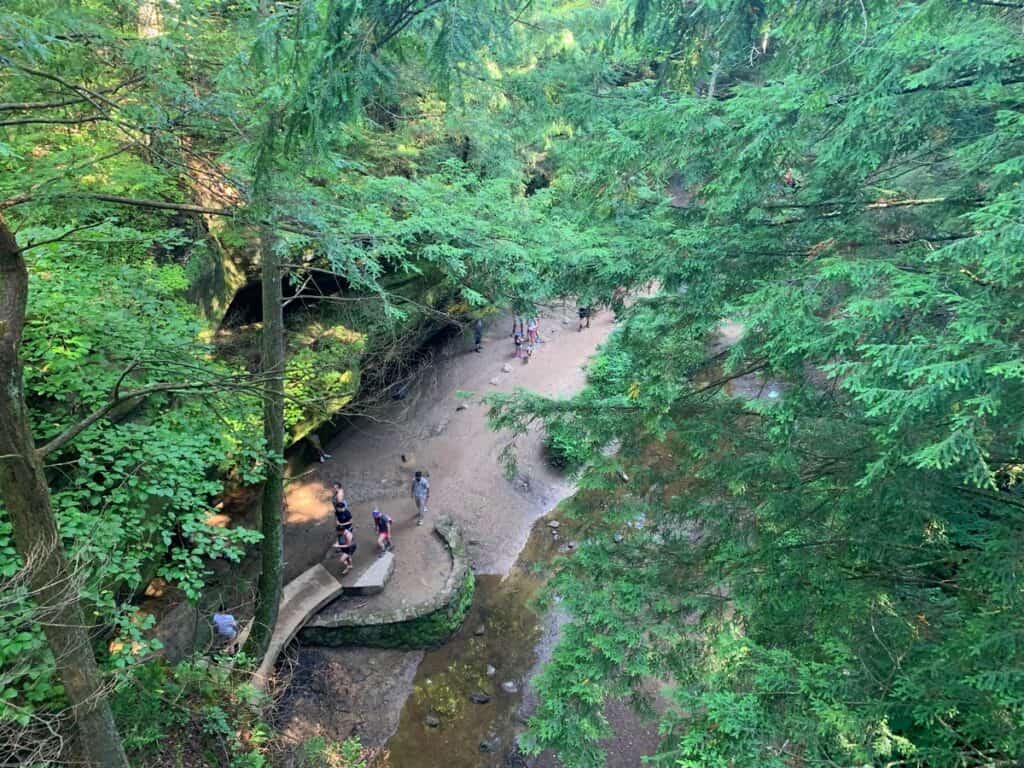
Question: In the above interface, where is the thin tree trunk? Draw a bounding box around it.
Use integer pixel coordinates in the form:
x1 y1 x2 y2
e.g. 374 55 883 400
0 216 129 768
245 227 284 657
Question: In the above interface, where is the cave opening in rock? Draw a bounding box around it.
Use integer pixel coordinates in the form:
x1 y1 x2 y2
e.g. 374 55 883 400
220 270 350 328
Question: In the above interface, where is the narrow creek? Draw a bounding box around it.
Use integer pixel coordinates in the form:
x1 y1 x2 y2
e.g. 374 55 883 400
386 516 560 767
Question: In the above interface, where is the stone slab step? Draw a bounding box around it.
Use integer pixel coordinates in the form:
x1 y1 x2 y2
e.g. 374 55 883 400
344 552 394 596
253 563 345 688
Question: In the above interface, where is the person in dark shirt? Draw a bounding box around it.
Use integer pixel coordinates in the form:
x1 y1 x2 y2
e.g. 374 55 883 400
373 507 394 554
577 305 591 331
334 527 356 575
334 500 353 531
473 317 484 352
332 483 352 531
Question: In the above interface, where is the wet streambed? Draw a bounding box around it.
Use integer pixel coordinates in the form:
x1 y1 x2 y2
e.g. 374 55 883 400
386 517 560 767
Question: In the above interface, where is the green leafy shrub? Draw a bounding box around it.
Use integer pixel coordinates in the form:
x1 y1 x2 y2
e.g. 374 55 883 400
111 659 270 767
296 735 380 768
543 419 589 471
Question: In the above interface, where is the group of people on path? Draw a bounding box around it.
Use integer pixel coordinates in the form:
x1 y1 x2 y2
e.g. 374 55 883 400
207 471 429 650
329 471 430 575
211 303 615 652
511 314 542 362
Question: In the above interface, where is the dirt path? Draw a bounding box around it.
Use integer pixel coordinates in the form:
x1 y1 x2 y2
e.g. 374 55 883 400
274 304 616 753
282 303 616 587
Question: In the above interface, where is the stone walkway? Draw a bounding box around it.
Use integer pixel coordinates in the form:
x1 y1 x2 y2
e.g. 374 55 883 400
249 550 396 688
305 514 465 634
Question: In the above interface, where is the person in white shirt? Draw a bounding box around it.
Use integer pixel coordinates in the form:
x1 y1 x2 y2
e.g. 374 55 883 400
411 470 430 526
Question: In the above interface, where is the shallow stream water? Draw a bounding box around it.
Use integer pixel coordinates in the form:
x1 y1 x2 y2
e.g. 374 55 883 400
386 519 559 767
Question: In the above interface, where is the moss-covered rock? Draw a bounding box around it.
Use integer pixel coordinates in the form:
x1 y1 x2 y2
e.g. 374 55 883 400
299 569 474 649
299 515 474 649
284 322 365 444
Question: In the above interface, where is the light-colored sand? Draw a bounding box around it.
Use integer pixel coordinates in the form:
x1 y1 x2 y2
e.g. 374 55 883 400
273 305 616 753
282 303 616 590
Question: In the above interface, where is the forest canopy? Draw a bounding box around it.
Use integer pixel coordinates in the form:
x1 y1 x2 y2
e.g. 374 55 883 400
2 0 1023 766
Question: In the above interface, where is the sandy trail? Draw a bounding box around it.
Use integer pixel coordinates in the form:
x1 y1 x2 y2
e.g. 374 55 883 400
275 304 616 751
282 304 615 587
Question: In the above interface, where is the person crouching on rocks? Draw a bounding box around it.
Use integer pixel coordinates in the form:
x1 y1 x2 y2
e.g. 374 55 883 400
334 526 356 575
212 606 240 655
373 507 394 554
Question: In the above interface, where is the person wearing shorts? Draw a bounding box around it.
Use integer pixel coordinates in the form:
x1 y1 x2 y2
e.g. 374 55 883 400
511 315 525 338
335 527 357 574
373 508 394 554
411 470 430 525
526 316 538 345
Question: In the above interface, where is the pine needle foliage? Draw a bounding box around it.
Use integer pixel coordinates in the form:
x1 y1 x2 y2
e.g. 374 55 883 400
490 1 1024 766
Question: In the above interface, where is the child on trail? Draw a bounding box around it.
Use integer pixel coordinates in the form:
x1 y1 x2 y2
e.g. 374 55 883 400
524 335 534 364
373 507 394 554
411 470 430 526
513 333 524 360
334 527 356 575
332 483 352 532
334 500 353 532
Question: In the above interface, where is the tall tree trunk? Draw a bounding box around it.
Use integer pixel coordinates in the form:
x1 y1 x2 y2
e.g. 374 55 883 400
0 216 130 768
245 227 284 657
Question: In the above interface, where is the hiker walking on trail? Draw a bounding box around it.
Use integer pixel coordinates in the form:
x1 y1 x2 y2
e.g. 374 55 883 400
334 499 353 533
511 315 525 338
473 317 484 352
526 316 539 345
332 483 352 532
411 470 430 526
513 332 525 360
577 304 591 331
373 507 394 554
335 527 356 575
